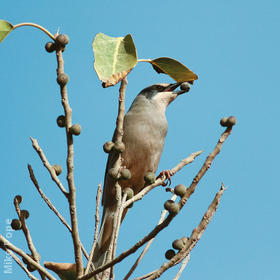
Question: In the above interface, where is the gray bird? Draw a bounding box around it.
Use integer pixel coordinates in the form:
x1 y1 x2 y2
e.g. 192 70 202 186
93 82 190 268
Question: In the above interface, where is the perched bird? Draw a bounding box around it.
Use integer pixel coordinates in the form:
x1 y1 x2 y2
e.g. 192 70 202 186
94 81 191 267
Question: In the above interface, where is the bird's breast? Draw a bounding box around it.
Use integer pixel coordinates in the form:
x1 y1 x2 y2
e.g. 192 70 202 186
120 108 168 193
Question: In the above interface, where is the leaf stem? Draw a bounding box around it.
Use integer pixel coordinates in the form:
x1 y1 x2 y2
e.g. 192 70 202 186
137 59 151 62
12 22 55 40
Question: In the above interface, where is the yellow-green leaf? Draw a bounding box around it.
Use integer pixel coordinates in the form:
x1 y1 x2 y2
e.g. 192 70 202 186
150 57 198 82
0 20 13 43
92 33 137 88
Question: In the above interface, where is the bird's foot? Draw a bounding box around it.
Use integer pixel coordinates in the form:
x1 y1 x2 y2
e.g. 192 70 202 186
157 170 174 186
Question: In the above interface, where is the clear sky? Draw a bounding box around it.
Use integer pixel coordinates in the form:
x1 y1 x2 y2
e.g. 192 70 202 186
1 0 280 279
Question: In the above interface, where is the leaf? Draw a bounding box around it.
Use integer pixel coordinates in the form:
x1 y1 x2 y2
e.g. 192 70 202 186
92 33 137 88
150 57 198 82
0 20 13 43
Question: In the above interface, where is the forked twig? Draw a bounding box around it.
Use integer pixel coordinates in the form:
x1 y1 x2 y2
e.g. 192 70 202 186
27 164 88 260
0 234 56 280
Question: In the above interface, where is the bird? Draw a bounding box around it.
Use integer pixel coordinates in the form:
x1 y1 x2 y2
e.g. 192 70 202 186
93 81 191 268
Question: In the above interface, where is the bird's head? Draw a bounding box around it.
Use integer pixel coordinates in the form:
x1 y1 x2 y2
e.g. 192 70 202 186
138 82 191 110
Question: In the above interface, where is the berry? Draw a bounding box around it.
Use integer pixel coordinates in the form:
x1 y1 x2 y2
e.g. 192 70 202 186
181 236 189 245
56 73 69 86
14 195 22 204
123 187 134 199
113 141 125 153
172 239 184 250
165 249 176 260
174 184 187 197
45 42 56 53
227 116 237 126
180 82 191 92
27 263 36 272
56 115 66 127
120 169 131 180
164 200 180 215
220 117 228 127
220 116 237 127
11 219 22 230
108 168 120 180
56 34 69 47
69 124 81 136
103 141 114 153
144 172 156 184
53 164 62 176
21 210 29 219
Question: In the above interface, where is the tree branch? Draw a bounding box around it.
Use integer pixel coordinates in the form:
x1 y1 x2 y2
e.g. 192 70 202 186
124 151 203 208
13 196 43 275
0 235 56 280
56 49 83 276
27 164 88 260
123 194 177 280
30 137 68 197
145 184 226 279
4 248 39 280
85 183 102 274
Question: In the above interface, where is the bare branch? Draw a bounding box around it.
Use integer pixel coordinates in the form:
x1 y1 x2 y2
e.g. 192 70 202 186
78 126 233 280
4 248 39 280
30 137 68 197
173 254 190 280
0 234 56 280
145 184 226 279
27 164 88 260
133 271 154 280
13 197 41 263
85 183 102 274
56 49 83 276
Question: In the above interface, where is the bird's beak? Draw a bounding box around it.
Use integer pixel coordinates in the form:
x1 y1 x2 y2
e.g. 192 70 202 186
163 82 190 95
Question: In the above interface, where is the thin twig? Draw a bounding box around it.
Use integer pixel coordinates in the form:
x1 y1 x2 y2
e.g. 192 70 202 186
13 197 43 272
124 151 203 208
124 194 177 280
145 184 226 280
4 248 39 280
30 137 68 197
78 126 233 280
56 49 83 276
0 234 56 280
133 271 154 280
85 183 102 274
27 164 88 260
173 254 190 280
12 22 55 40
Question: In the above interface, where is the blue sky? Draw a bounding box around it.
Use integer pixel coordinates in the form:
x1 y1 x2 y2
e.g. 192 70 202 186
1 0 280 279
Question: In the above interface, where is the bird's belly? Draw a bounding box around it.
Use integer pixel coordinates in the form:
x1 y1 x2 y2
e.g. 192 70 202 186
120 116 167 193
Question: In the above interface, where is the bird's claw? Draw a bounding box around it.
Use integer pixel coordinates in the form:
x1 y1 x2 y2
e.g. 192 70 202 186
157 170 174 186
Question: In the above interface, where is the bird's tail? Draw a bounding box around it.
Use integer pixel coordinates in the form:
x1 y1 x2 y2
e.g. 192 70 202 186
93 207 115 269
92 206 128 270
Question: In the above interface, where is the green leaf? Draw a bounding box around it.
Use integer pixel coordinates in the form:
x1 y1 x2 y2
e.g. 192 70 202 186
0 20 13 43
92 33 137 88
150 57 198 82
